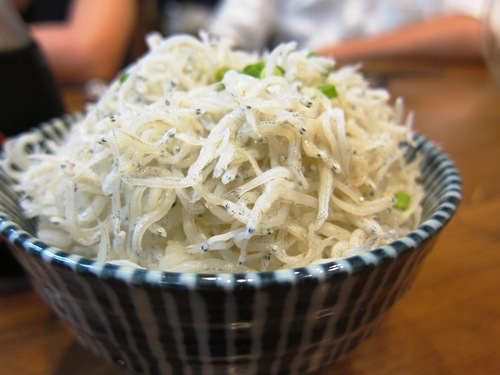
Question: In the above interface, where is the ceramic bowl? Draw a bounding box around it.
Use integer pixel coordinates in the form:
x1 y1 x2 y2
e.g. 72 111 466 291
0 115 461 375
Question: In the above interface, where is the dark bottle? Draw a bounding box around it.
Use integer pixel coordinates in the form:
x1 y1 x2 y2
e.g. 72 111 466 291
0 41 66 138
0 0 66 292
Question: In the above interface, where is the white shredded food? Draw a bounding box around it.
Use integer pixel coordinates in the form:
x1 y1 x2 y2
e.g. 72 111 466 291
2 32 424 273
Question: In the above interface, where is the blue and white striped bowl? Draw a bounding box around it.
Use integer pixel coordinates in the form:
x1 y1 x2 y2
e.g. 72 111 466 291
0 116 461 375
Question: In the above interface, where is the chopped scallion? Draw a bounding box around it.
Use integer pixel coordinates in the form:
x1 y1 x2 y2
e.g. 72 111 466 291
317 83 338 99
322 64 334 77
242 61 266 78
260 65 285 78
119 71 130 84
215 67 230 82
242 61 286 79
393 191 411 211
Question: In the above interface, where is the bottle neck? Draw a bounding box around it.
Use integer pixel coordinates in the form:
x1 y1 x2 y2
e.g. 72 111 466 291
0 0 31 51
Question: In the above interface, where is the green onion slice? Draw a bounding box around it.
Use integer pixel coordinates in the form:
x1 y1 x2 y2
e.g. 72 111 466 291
317 83 338 99
393 191 411 211
215 67 230 82
119 71 130 83
242 61 266 78
260 65 285 78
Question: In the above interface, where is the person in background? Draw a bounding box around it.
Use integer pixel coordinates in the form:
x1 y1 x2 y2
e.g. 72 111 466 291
208 0 486 65
14 0 139 84
1 0 67 291
159 0 220 37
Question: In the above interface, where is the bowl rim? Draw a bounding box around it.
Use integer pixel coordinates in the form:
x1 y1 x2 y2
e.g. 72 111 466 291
0 117 462 289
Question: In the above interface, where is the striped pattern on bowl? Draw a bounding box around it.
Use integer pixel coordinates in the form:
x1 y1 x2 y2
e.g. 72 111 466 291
0 115 461 375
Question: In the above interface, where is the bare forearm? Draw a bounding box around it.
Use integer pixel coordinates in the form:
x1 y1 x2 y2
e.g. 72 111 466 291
30 25 97 83
316 14 482 65
29 0 137 84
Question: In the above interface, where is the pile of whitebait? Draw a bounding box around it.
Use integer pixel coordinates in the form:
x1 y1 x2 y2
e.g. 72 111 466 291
2 32 423 273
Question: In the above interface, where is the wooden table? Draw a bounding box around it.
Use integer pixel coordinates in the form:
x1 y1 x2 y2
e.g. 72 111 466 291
1 61 499 375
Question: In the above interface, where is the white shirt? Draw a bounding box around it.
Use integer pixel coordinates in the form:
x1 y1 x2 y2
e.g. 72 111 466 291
209 0 486 51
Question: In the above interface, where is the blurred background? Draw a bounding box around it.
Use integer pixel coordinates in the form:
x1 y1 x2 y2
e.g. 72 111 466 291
1 2 499 375
7 0 491 86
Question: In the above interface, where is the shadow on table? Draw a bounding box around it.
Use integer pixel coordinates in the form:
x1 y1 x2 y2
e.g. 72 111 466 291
53 341 125 375
52 337 360 375
52 342 359 375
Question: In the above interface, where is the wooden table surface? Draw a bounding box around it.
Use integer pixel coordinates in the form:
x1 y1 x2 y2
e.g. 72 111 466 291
1 60 499 375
